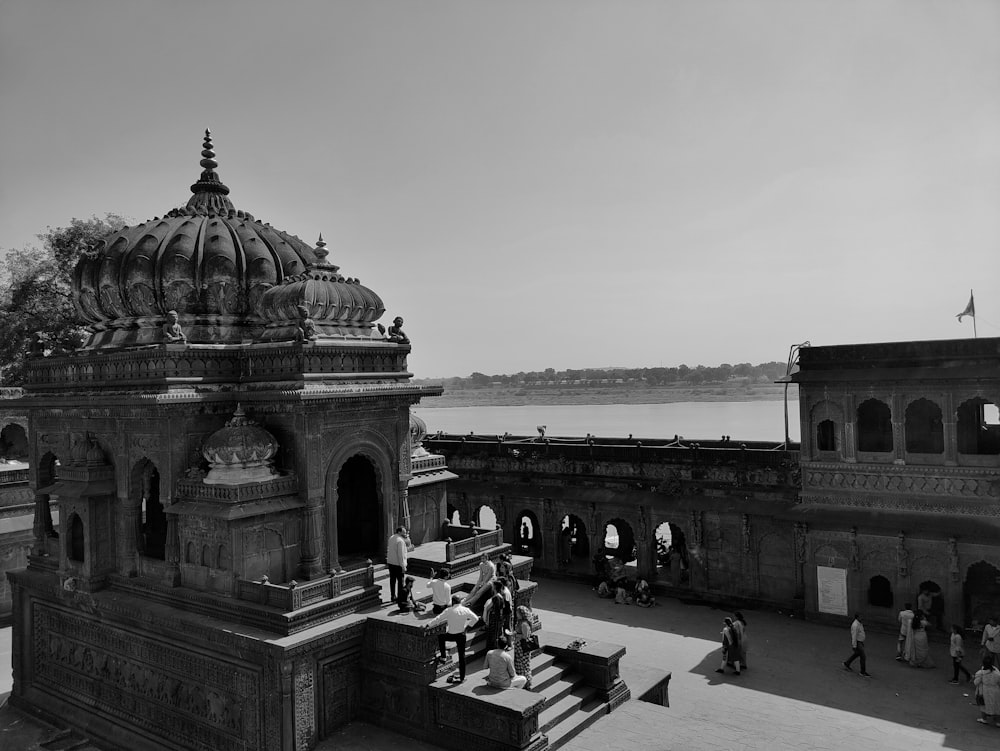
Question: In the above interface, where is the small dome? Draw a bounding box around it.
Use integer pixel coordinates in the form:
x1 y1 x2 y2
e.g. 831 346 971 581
409 411 429 458
256 235 386 341
72 130 321 348
201 405 279 485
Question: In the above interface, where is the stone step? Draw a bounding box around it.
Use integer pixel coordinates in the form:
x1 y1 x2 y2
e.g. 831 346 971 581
539 684 603 734
541 690 609 751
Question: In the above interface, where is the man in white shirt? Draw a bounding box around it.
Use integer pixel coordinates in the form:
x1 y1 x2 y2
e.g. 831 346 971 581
386 526 409 603
843 613 870 677
428 568 452 615
484 635 527 689
428 595 480 683
896 602 914 661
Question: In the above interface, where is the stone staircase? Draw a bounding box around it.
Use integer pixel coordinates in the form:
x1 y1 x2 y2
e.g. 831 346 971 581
433 632 624 751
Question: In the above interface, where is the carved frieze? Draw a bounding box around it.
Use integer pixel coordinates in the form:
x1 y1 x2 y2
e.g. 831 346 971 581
803 464 1000 500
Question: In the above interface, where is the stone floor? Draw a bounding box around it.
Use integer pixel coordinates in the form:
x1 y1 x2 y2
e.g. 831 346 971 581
2 576 998 750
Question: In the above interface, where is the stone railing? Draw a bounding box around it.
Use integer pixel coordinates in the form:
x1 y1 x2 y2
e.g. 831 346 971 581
236 563 374 611
0 468 30 485
445 528 504 562
411 454 446 472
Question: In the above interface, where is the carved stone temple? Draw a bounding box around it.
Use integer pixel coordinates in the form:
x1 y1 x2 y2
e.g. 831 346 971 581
5 133 639 751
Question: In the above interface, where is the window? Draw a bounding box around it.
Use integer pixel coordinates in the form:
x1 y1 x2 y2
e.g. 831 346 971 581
905 399 943 454
957 398 1000 455
868 575 893 608
816 420 836 452
857 399 893 453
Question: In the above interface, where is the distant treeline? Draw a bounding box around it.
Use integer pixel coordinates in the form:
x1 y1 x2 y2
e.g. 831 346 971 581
417 362 788 389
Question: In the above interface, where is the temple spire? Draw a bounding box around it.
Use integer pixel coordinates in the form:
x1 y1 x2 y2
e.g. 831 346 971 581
186 128 235 214
312 233 339 272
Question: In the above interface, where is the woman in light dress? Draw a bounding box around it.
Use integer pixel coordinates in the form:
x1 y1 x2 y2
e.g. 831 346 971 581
973 655 1000 726
513 605 534 690
907 610 935 668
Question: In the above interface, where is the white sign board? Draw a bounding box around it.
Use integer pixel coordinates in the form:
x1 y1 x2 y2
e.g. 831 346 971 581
817 566 848 616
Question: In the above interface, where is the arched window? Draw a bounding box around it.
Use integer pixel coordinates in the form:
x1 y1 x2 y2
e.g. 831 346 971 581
816 420 837 452
218 544 231 570
857 399 893 453
558 514 589 563
201 545 212 568
186 541 196 564
515 511 540 557
868 575 893 608
477 505 497 530
957 398 1000 455
68 514 85 563
905 399 943 454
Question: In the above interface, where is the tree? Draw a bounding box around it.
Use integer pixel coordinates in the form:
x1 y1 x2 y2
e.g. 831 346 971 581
0 214 128 385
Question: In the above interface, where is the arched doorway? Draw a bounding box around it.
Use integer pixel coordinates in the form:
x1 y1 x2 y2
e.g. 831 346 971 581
68 514 85 562
0 423 28 462
964 562 1000 629
558 514 589 567
135 462 165 560
446 503 463 526
336 455 381 560
476 505 497 530
515 510 540 557
654 521 688 585
603 518 636 566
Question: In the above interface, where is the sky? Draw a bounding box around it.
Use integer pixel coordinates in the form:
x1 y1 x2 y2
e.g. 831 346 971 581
1 0 998 379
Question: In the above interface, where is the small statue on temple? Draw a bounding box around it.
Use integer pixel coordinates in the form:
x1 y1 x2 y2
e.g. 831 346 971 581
296 304 317 342
383 316 409 344
162 310 187 343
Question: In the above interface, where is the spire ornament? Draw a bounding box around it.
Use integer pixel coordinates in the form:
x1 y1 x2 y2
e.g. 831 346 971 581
186 128 235 214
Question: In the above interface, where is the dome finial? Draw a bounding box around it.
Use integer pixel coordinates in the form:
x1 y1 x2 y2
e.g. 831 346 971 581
315 234 328 262
187 127 234 215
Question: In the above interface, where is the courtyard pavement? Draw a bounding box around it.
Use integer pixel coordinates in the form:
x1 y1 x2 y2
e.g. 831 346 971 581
2 576 998 750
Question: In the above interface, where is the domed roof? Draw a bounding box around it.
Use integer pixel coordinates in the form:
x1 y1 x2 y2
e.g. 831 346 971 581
256 235 385 341
201 405 278 485
72 130 324 347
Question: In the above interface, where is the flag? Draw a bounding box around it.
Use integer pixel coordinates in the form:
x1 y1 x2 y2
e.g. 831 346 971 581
956 291 975 322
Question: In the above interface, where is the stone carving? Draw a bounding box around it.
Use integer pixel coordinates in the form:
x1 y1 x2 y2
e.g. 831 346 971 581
689 510 703 548
381 316 409 344
162 310 187 343
637 506 648 543
897 532 909 578
803 465 996 499
741 514 751 555
294 661 315 749
295 304 318 342
949 537 960 583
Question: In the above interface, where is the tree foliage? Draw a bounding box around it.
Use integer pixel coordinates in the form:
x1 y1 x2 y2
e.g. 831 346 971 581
0 214 127 385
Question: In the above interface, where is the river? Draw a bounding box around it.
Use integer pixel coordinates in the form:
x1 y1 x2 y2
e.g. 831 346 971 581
412 400 801 443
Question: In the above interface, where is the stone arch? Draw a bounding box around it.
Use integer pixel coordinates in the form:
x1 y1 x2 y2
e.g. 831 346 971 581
812 543 848 568
446 503 463 526
904 398 944 454
475 503 497 530
0 422 28 462
956 397 1000 455
603 518 636 565
324 429 394 571
218 543 230 570
964 560 1000 629
868 575 893 608
654 520 689 579
68 512 85 563
514 509 540 557
34 450 60 548
857 398 893 453
558 514 589 566
810 399 844 455
910 555 950 630
131 458 165 561
186 541 196 564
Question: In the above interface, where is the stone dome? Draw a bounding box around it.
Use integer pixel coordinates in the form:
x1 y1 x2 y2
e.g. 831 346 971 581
256 235 385 341
72 130 321 348
201 405 279 485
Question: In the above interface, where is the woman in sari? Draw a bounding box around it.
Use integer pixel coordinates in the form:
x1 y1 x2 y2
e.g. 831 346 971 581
513 605 534 690
482 580 508 650
908 610 935 668
714 617 741 675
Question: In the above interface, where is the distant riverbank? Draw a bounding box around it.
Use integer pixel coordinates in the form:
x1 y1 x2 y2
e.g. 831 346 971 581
417 382 794 409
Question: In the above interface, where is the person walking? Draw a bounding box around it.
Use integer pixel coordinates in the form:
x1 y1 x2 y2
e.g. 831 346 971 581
843 613 870 677
386 526 409 603
715 617 741 676
973 654 1000 725
734 611 749 671
428 568 452 615
484 635 528 689
427 595 480 684
950 624 972 684
896 602 914 661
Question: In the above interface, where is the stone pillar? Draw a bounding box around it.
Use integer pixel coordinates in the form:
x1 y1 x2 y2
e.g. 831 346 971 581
843 394 857 463
943 393 958 466
31 492 47 556
891 393 905 464
300 497 326 579
118 498 139 575
280 660 294 751
164 511 180 586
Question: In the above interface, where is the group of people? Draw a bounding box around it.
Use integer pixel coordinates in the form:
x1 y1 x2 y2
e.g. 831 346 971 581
385 530 537 690
894 603 935 669
715 612 749 676
595 576 656 607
